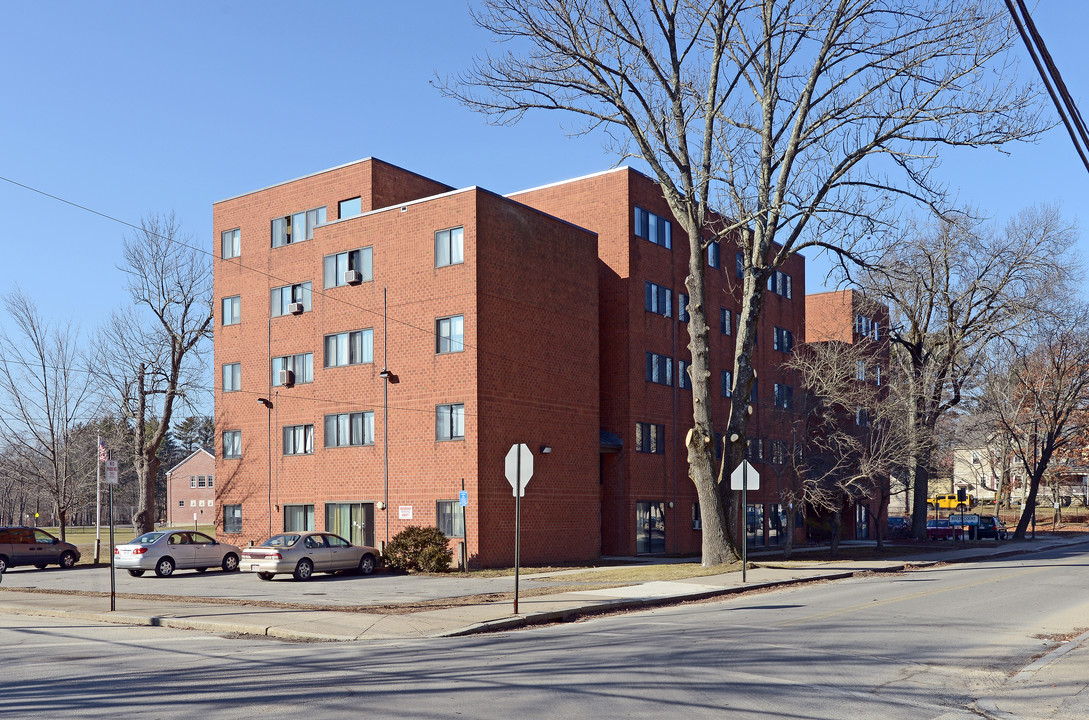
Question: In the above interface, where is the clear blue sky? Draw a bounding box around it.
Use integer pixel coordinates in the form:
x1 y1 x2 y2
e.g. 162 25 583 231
1 2 1086 370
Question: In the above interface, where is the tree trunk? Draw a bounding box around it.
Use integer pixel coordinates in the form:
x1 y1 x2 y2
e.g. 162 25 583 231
830 509 842 557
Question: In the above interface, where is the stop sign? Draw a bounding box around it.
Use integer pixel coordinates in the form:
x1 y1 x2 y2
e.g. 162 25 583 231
504 443 533 497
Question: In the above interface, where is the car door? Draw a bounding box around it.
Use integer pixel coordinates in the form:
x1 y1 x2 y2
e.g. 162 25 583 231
302 534 331 571
189 531 219 567
32 529 61 564
11 528 39 565
167 532 196 569
325 533 355 571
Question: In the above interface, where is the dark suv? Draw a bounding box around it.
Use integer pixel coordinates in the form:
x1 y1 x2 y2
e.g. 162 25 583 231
0 526 81 573
976 515 1008 540
886 516 911 539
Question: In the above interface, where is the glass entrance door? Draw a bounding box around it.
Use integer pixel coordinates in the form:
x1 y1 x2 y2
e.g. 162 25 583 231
855 502 870 540
325 502 375 546
636 501 666 554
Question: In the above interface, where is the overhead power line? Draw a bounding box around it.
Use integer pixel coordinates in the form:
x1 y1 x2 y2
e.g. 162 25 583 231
1005 0 1089 176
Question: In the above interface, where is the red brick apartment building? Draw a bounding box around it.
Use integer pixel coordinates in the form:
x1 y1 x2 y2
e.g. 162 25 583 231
804 290 892 539
165 448 215 526
213 158 805 565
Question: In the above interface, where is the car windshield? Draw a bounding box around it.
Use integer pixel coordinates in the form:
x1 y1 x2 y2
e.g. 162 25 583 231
262 534 300 548
132 532 166 544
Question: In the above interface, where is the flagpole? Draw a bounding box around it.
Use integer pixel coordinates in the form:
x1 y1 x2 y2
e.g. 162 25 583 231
94 434 102 563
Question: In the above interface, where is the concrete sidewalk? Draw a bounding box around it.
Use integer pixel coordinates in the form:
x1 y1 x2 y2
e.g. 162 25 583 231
1 535 1085 644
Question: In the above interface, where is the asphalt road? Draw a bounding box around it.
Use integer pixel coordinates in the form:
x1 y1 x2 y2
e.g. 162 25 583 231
4 544 1088 719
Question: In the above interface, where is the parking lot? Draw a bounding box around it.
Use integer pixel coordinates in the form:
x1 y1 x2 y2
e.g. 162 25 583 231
0 562 567 607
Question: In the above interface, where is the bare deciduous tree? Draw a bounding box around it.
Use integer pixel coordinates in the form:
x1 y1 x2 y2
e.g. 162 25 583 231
0 290 98 540
788 333 909 554
979 308 1089 539
444 0 1044 564
93 213 212 534
860 207 1076 539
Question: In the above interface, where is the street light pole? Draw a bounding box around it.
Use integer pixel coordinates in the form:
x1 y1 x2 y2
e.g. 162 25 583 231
258 397 273 539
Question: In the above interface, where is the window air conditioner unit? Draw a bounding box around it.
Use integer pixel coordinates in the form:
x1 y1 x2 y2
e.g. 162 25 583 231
288 302 305 315
279 369 295 387
343 269 362 285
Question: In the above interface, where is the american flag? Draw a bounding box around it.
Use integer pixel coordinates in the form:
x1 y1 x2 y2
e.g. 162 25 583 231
98 440 107 463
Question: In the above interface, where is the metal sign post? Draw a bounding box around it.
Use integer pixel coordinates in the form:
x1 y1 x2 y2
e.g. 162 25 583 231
105 456 119 611
731 460 761 583
504 444 533 615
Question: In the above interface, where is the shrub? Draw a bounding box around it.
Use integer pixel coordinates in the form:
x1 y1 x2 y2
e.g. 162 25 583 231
384 526 453 572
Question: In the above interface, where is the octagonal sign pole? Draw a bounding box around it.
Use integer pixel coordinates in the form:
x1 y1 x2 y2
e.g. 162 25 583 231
504 443 533 614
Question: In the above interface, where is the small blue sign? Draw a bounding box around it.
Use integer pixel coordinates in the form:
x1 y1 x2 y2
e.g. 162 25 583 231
459 490 468 507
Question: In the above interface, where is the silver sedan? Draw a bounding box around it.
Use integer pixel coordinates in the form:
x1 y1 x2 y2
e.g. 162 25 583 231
240 531 380 581
114 530 241 578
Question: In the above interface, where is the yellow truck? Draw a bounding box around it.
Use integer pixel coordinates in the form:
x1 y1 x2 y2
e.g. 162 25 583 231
928 493 975 512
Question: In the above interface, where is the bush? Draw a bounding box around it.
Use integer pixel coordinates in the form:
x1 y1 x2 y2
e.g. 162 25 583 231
384 526 453 572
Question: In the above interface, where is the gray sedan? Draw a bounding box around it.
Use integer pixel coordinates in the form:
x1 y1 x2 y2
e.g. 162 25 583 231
240 531 380 581
114 530 241 578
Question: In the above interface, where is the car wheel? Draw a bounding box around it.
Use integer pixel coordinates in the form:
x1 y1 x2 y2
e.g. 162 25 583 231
59 551 77 569
194 567 208 573
35 564 47 569
358 554 376 576
0 555 7 573
127 569 145 577
155 557 176 578
293 558 314 581
257 572 274 581
222 553 239 572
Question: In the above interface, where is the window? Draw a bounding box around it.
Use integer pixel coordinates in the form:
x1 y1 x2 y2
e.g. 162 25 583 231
436 315 464 354
707 241 720 268
190 500 196 507
271 282 312 316
199 500 205 507
436 403 465 441
634 207 672 248
768 270 792 298
197 476 207 488
222 430 240 459
272 353 313 385
875 366 882 386
856 361 867 381
435 226 464 267
221 295 241 326
436 501 466 538
770 440 787 465
222 363 241 393
339 197 362 219
644 282 672 317
750 380 758 404
324 411 375 447
221 228 240 259
324 329 373 367
773 327 793 353
722 370 733 398
635 422 665 454
208 476 214 489
323 247 373 288
872 321 881 341
856 314 873 337
678 293 690 323
645 352 673 386
283 424 314 455
224 504 242 534
856 407 870 427
746 437 764 461
774 383 794 410
283 504 315 532
190 476 196 489
736 251 745 279
679 359 692 390
178 500 184 508
692 503 702 530
271 206 326 247
720 308 732 335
